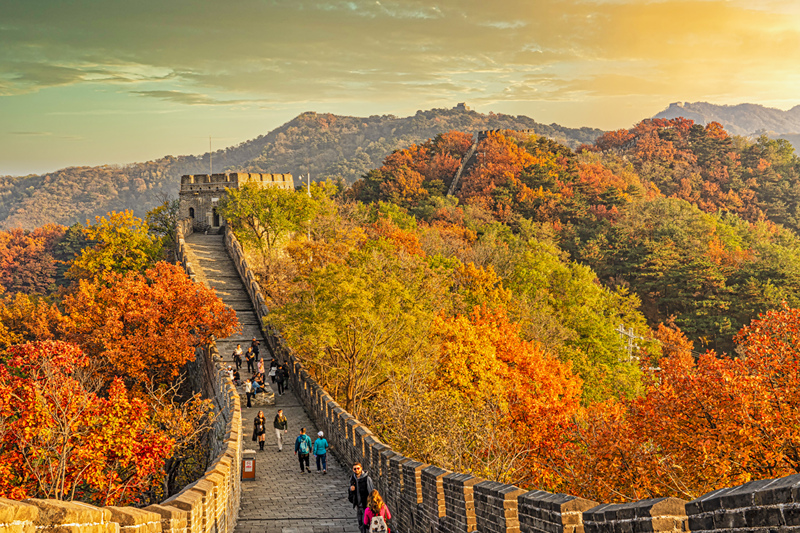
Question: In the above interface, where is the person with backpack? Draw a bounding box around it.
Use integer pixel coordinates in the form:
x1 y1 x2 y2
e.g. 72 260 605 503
363 490 391 533
313 431 329 474
348 462 374 533
252 410 267 451
294 427 313 473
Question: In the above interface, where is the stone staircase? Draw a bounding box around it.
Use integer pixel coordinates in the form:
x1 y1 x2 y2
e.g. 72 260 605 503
183 232 359 533
184 233 274 405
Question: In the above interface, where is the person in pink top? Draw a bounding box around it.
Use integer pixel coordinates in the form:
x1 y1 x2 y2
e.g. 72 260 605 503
363 490 391 533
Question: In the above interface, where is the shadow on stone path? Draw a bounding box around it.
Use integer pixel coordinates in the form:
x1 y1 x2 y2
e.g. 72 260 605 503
185 234 361 533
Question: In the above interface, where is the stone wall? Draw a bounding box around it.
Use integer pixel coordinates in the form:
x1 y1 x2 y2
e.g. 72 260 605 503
179 173 295 230
221 222 800 533
0 222 244 533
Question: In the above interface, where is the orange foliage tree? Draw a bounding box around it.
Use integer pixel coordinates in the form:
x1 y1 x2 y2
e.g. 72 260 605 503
0 341 173 505
0 225 67 294
552 306 800 502
407 307 582 486
62 261 239 384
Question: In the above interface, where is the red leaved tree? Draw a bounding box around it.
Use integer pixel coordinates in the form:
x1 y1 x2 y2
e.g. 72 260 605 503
61 261 240 384
0 341 173 505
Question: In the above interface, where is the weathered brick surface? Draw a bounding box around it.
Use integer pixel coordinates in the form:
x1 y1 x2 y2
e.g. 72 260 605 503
584 497 687 533
518 490 597 533
687 475 800 532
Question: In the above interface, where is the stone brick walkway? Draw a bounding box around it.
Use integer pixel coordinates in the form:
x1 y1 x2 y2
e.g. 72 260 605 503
185 234 361 533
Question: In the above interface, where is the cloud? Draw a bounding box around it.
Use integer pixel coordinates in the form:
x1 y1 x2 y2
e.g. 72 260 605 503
1 0 799 117
9 131 53 136
130 90 258 106
0 59 177 94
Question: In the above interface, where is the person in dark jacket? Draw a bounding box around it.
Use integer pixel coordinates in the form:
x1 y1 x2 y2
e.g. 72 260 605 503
273 409 288 451
275 366 286 396
348 462 375 533
252 410 267 451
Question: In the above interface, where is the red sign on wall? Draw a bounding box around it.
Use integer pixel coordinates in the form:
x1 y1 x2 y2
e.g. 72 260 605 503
242 458 255 480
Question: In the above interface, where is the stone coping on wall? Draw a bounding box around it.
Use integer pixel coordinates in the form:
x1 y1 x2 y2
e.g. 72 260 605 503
220 220 800 533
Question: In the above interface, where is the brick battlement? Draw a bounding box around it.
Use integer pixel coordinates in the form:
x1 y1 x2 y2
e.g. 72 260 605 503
179 172 294 231
180 173 293 188
221 222 800 533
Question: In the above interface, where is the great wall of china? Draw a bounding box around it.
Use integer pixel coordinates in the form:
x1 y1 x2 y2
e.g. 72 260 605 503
1 212 799 533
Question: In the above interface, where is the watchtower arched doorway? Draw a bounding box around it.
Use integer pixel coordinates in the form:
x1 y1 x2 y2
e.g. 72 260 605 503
189 207 195 219
212 208 220 227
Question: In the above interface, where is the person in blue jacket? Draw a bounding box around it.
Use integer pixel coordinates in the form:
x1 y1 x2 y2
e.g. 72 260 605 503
294 427 313 473
313 431 329 474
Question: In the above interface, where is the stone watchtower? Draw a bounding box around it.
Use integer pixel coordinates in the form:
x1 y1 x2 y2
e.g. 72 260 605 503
179 172 294 230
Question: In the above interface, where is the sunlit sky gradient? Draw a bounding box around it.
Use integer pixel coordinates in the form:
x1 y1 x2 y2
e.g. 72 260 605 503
2 0 800 176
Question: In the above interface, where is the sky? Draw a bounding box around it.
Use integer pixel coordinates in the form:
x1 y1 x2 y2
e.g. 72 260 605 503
2 0 800 176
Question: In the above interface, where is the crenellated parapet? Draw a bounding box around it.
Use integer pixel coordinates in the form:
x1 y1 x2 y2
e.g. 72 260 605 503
179 172 294 231
219 220 800 533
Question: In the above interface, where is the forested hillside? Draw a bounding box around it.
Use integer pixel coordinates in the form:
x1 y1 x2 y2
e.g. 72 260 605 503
221 167 800 503
0 107 603 230
351 120 800 354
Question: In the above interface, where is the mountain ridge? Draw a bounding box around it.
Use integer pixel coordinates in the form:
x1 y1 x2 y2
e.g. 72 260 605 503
654 102 800 152
0 106 604 229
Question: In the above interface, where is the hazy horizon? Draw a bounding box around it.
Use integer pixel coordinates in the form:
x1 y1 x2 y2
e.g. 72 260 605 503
3 0 800 176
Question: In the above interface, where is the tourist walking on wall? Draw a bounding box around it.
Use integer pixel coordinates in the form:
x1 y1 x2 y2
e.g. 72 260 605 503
363 490 391 533
281 364 291 392
313 431 329 474
274 409 288 451
245 347 255 373
269 358 278 383
251 338 260 360
294 427 312 473
275 365 286 395
253 410 267 451
244 378 252 408
257 357 265 375
233 344 243 370
348 462 374 533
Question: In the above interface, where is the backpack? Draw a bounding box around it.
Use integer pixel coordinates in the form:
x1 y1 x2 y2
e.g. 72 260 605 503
299 437 310 454
369 515 387 533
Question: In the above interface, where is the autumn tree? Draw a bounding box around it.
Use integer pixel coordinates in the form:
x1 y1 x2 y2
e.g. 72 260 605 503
146 197 181 253
62 261 239 384
219 184 322 264
269 239 444 417
67 211 162 280
0 225 67 294
0 341 173 505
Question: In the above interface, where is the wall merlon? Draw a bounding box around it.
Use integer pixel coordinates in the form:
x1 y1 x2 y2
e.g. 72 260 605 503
143 505 186 533
103 507 162 533
0 498 39 533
